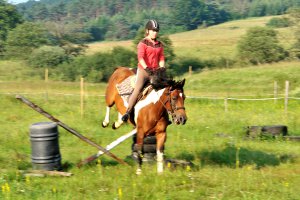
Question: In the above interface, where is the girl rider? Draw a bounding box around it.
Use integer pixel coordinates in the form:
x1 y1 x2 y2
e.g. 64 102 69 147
121 19 165 122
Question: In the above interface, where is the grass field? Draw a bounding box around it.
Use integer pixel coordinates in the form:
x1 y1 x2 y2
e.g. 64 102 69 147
1 16 300 199
1 59 300 199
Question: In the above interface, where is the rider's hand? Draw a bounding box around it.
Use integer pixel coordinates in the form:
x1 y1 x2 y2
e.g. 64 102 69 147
145 67 154 76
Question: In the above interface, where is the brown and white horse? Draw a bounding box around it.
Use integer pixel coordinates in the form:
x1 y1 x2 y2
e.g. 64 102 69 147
102 67 187 173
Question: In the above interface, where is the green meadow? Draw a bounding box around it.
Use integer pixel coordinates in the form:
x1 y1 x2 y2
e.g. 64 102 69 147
1 16 300 200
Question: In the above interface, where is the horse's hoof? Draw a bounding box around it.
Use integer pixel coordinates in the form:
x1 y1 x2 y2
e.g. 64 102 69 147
102 122 108 128
112 123 117 129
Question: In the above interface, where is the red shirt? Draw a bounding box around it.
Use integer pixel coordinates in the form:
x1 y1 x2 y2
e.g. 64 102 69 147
137 38 165 70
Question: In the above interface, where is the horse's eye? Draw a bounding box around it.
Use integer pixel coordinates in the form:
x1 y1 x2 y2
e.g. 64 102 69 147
172 96 177 101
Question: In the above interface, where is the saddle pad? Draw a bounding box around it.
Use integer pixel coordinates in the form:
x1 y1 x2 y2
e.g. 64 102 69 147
116 75 136 106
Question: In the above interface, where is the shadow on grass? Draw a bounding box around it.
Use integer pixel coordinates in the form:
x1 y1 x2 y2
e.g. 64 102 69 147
197 144 296 169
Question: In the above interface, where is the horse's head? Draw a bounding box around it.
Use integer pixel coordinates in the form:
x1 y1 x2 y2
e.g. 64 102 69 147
167 79 187 125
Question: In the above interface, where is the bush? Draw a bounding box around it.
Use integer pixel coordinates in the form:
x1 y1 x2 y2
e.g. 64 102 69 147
28 46 68 68
56 46 136 82
237 26 288 65
266 17 291 28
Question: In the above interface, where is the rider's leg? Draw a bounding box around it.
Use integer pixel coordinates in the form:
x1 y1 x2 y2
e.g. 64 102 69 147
122 68 148 122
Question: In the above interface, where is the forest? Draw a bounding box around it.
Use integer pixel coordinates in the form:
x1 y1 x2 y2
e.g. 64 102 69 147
14 0 300 41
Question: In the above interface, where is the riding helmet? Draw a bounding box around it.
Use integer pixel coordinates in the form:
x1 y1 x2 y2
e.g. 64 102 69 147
145 20 160 31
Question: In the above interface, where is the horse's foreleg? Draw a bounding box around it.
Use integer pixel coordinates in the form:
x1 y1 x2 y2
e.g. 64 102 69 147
156 133 166 173
102 106 110 128
112 112 124 129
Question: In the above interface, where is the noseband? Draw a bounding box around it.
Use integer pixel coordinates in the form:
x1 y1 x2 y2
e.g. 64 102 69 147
160 87 185 120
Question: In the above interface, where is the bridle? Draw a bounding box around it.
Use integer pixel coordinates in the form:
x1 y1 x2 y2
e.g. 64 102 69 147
159 87 185 121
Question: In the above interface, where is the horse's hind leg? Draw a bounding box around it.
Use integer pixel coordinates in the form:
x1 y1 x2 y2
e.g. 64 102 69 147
102 106 111 128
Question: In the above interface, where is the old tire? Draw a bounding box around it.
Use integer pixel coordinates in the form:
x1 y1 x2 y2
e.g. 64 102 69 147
132 144 157 153
132 135 157 144
246 125 288 138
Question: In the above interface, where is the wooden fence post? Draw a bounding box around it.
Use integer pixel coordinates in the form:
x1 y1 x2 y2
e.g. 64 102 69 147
274 81 277 103
45 68 48 102
224 98 228 112
189 66 192 76
284 80 289 113
80 77 84 118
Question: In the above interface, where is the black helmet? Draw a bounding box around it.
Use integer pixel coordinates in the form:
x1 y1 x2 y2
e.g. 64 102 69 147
145 20 160 31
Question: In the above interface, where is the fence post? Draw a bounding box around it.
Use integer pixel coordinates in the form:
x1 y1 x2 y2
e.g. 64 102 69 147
224 98 228 112
284 80 289 114
274 81 277 103
80 77 84 118
45 68 48 102
189 66 192 76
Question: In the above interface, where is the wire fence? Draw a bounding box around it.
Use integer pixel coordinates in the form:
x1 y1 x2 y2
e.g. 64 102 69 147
1 76 300 114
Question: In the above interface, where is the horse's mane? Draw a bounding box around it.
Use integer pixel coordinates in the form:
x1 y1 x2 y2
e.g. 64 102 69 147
151 68 184 91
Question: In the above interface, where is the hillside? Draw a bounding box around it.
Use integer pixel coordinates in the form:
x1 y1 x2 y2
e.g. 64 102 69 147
86 15 296 60
1 15 299 97
183 61 300 97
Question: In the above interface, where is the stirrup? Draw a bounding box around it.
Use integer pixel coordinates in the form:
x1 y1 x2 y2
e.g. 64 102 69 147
121 112 130 122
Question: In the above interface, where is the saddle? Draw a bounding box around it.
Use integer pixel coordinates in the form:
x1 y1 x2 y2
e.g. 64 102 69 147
116 75 153 107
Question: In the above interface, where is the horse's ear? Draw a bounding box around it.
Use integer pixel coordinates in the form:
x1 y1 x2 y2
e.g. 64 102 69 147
180 79 185 87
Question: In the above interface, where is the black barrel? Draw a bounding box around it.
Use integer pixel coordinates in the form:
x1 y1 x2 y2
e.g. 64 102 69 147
30 122 62 171
132 135 164 162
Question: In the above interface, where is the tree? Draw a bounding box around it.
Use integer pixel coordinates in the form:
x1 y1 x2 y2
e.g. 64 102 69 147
202 1 230 25
237 26 287 64
171 0 204 30
288 7 300 59
5 22 51 59
0 1 23 55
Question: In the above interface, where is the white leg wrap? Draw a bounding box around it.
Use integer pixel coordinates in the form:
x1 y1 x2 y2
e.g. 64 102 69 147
102 107 110 126
113 112 124 128
136 168 142 175
157 151 164 173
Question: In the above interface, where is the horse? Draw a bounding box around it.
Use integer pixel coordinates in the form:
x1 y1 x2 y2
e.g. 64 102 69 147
102 67 187 174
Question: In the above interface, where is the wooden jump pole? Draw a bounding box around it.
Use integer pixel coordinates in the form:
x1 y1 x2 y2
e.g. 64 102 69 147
77 128 137 167
16 95 127 165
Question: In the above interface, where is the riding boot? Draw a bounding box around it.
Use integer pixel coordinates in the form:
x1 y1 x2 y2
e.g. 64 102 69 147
121 110 130 122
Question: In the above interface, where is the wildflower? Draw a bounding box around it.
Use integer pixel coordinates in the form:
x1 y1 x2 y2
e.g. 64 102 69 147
167 162 171 168
97 159 101 166
1 183 10 193
5 183 10 193
118 187 122 199
26 175 30 185
186 165 191 172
